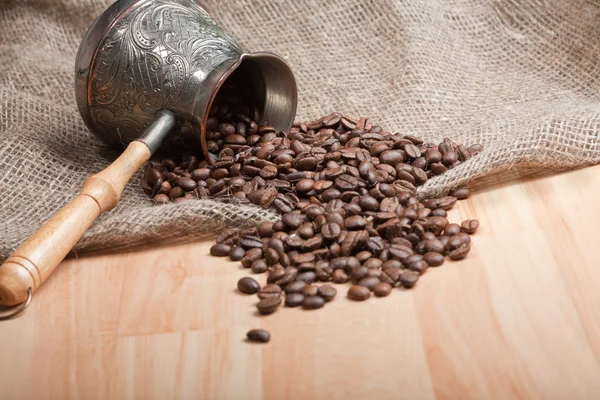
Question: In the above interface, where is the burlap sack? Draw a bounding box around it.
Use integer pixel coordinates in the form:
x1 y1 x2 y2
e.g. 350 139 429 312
2 0 600 260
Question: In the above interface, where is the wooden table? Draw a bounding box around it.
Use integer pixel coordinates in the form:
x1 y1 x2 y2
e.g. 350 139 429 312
2 165 600 400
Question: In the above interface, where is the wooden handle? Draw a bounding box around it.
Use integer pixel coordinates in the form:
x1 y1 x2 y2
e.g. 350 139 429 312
0 141 151 307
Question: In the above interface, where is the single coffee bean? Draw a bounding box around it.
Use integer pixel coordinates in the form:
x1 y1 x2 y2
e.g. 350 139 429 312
282 213 304 229
373 282 393 297
258 222 275 237
239 235 264 249
297 223 315 239
423 252 445 267
229 246 246 261
322 222 342 240
444 223 461 236
246 329 270 343
461 219 480 234
347 285 371 301
344 215 367 230
302 285 319 297
381 267 401 284
424 239 445 254
285 280 307 294
332 269 349 283
210 243 231 257
450 187 470 199
261 248 279 265
257 297 282 315
297 271 317 284
358 276 381 291
408 260 428 274
302 295 325 310
251 259 268 274
257 284 283 300
318 285 337 301
285 293 305 307
448 243 471 260
399 270 420 288
237 277 260 294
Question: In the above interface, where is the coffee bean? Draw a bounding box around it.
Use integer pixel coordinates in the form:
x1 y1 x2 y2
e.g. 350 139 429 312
297 223 315 239
424 239 445 254
275 270 298 288
285 293 305 307
257 297 282 315
373 282 393 297
358 276 381 291
229 246 246 261
285 280 307 294
257 284 282 300
240 235 264 249
461 219 479 234
348 285 371 301
251 259 268 274
264 248 280 265
408 260 428 274
404 143 421 159
423 252 445 267
302 295 325 310
321 222 342 240
302 285 319 297
210 243 231 257
444 223 461 236
442 151 458 166
379 150 404 166
318 285 337 301
450 187 469 199
332 269 349 283
345 215 366 230
399 270 420 288
246 329 270 343
424 196 457 210
448 243 471 260
238 277 260 294
296 178 315 192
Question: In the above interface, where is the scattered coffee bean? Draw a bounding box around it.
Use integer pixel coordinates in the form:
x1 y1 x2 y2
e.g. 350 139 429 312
257 297 282 315
373 282 393 297
210 243 231 257
347 285 371 301
285 293 305 307
246 329 270 343
302 295 325 310
257 284 282 300
229 246 245 261
237 277 260 294
461 219 480 234
318 285 337 301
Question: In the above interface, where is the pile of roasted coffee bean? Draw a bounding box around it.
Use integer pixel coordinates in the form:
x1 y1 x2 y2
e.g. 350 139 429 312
140 87 482 343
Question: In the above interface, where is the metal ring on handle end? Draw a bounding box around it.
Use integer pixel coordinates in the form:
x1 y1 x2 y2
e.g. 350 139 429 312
0 287 32 321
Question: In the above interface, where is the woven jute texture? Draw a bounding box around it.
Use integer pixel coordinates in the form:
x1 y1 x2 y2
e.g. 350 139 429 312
2 0 600 261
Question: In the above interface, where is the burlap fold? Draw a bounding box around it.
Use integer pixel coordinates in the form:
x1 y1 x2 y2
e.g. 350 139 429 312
2 0 600 260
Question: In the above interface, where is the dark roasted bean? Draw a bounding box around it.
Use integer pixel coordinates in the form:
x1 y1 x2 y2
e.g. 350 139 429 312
461 219 480 234
257 297 282 315
246 329 270 343
210 243 231 257
347 285 371 301
302 295 325 310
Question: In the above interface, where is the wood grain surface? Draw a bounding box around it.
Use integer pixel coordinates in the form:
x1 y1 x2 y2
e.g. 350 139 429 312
1 165 600 400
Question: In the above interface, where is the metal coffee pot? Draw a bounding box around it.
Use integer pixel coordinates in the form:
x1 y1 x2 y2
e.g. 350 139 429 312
0 0 297 317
